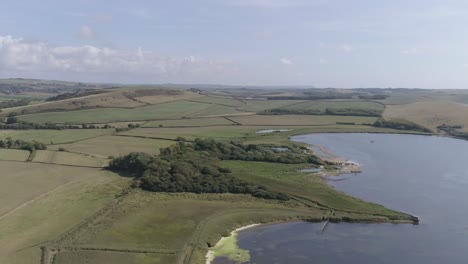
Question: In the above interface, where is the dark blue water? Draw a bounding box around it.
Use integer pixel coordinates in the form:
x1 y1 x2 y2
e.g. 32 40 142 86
222 134 468 264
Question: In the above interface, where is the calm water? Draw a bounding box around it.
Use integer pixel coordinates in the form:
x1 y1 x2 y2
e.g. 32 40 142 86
214 133 468 264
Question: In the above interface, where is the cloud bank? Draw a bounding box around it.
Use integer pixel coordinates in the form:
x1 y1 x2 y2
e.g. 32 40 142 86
0 35 227 82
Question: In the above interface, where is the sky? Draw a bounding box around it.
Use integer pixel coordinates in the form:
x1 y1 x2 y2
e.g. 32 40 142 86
1 0 468 88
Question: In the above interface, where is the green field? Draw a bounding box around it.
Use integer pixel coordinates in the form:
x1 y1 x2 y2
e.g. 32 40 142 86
0 149 30 161
230 114 378 126
142 117 235 127
17 100 213 124
0 161 129 264
0 129 113 144
280 100 385 113
188 96 244 107
237 100 305 112
33 150 109 167
49 136 175 157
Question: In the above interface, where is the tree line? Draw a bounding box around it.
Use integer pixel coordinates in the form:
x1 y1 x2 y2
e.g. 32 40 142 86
0 137 47 152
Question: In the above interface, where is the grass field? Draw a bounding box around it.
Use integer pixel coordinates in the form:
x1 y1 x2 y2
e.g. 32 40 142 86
185 104 249 118
119 126 258 140
237 100 305 112
0 161 129 264
50 191 328 264
17 100 214 124
0 129 113 144
0 149 30 161
33 150 109 167
280 100 385 113
142 117 235 127
229 114 378 126
187 96 244 107
49 136 175 157
384 100 468 132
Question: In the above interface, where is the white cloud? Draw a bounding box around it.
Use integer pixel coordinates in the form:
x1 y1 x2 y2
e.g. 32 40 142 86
280 58 293 65
78 26 96 40
340 44 353 52
319 58 328 64
0 35 227 81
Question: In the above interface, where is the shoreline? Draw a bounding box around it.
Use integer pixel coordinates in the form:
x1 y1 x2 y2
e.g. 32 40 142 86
205 223 260 264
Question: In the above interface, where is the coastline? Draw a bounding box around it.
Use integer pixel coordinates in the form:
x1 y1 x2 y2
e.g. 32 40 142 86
205 223 260 264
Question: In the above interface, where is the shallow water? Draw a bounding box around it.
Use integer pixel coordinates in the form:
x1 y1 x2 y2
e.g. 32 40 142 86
214 133 468 264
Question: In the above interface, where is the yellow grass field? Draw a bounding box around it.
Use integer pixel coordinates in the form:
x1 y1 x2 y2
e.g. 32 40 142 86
384 100 468 132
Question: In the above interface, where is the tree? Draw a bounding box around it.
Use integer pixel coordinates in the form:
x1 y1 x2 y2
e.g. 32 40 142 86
6 116 18 124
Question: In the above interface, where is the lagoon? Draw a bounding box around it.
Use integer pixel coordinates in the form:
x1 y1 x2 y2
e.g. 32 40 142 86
217 134 468 264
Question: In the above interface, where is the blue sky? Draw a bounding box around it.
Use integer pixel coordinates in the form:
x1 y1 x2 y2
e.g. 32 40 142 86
1 0 468 88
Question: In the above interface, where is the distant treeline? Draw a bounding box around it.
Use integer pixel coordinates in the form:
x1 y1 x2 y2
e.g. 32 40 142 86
0 98 31 109
372 119 432 133
108 139 324 200
260 108 382 117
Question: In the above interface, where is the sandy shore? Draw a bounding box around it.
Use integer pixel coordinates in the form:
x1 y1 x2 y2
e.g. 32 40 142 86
205 223 260 264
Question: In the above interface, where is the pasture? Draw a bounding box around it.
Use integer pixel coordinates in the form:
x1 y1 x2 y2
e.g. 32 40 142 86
229 114 378 126
49 136 175 157
0 161 129 264
33 150 108 167
142 117 235 127
384 100 468 132
279 100 385 113
17 100 214 124
0 129 113 144
0 149 30 161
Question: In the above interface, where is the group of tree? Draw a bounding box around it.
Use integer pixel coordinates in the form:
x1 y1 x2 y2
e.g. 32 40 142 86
372 118 432 133
108 139 324 200
0 137 47 151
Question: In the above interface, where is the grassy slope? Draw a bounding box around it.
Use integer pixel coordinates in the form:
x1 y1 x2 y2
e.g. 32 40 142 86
0 162 129 264
384 100 468 132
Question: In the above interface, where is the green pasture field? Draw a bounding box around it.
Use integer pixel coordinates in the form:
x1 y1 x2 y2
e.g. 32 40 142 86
118 126 258 141
187 96 244 107
384 100 468 132
185 104 249 117
16 100 213 124
0 149 30 161
237 100 305 112
0 129 113 144
51 191 327 264
280 100 385 113
49 136 175 157
229 114 378 126
142 117 235 127
33 150 108 167
0 161 129 264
